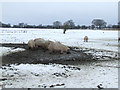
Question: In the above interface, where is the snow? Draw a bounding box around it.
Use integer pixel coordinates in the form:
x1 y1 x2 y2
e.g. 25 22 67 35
1 61 118 88
0 47 25 56
0 28 118 52
0 28 119 88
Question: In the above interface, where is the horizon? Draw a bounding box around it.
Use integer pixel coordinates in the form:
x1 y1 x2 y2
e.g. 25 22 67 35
1 2 118 26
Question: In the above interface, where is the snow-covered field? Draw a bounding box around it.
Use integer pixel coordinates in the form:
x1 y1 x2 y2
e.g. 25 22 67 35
0 28 118 52
0 28 119 88
1 61 118 88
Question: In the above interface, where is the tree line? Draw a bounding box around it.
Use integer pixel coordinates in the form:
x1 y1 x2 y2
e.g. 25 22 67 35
0 19 120 30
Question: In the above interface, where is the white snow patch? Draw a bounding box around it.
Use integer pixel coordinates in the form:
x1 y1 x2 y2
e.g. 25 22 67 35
0 62 118 88
0 47 25 56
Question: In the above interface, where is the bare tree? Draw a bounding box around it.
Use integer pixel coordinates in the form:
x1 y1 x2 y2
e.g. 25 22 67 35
64 20 75 29
53 21 62 29
92 19 107 29
118 21 120 26
63 20 75 34
63 24 69 34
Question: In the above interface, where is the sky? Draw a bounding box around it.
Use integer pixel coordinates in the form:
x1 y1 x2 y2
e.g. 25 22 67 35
118 1 120 22
1 1 118 26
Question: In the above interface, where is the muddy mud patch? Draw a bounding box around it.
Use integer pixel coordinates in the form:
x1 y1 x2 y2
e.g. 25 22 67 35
1 43 93 65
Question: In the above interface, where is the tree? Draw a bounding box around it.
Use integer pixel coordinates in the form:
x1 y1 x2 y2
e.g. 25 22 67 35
118 21 120 28
63 24 69 34
53 21 62 29
76 25 81 29
1 23 11 28
63 20 75 34
18 23 25 28
91 25 95 29
81 25 88 29
118 21 120 26
64 20 75 29
112 25 119 28
92 19 107 29
0 22 2 27
107 24 112 28
13 25 19 28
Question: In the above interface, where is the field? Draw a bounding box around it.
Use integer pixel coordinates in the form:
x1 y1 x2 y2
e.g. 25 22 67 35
0 28 119 88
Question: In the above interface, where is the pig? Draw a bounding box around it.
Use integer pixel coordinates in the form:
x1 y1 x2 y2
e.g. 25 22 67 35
28 39 35 49
48 41 70 54
44 40 54 50
34 38 46 49
84 36 88 42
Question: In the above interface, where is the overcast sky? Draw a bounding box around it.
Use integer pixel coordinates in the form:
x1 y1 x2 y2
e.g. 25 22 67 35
2 2 118 25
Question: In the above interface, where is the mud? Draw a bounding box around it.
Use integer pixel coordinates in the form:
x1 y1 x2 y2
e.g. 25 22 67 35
1 43 94 65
